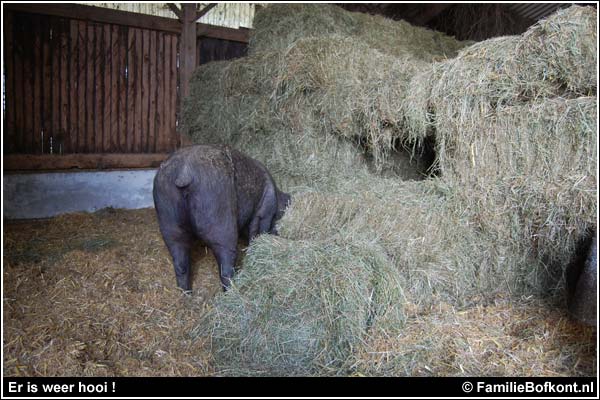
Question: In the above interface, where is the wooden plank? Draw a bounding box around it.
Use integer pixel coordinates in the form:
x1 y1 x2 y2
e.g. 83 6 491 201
110 25 119 152
13 13 25 153
156 32 165 152
4 153 170 171
4 3 181 34
135 28 144 153
77 20 87 152
86 22 95 153
167 3 183 20
23 15 35 153
162 33 172 152
126 27 136 152
196 23 250 43
117 26 128 152
140 28 149 153
102 24 112 153
180 4 196 101
148 30 157 153
3 11 16 153
164 34 172 151
93 23 104 153
197 3 218 20
196 37 201 66
59 17 69 154
170 35 178 149
69 19 79 153
125 27 135 152
42 17 53 154
32 14 43 154
51 17 61 154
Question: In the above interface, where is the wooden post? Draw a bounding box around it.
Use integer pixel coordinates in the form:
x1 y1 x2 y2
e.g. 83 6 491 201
180 3 197 100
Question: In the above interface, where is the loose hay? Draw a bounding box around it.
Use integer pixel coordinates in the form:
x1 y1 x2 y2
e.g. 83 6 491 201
181 4 597 376
200 235 406 376
3 209 221 376
3 209 595 377
355 296 596 376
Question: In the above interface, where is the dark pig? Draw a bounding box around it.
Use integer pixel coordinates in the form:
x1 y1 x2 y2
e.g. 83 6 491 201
153 145 291 292
566 232 597 326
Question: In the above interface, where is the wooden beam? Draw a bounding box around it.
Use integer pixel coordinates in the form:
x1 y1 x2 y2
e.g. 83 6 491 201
196 3 217 21
197 24 250 43
180 4 198 100
4 154 170 171
4 3 182 34
167 3 183 20
412 4 451 25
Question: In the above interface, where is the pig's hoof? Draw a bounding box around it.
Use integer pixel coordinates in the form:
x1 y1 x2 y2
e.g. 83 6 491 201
177 286 192 296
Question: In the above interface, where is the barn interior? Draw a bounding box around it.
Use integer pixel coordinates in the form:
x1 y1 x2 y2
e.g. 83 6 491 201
2 3 597 378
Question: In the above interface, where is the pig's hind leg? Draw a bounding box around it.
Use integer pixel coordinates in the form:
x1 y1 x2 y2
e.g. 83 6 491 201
188 186 239 291
154 189 194 292
248 186 277 241
248 213 276 241
163 232 193 292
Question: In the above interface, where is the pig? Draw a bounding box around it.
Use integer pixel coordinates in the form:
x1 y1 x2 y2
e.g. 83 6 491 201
566 232 597 326
153 145 291 292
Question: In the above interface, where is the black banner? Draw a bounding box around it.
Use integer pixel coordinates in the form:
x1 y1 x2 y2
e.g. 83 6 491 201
2 377 597 398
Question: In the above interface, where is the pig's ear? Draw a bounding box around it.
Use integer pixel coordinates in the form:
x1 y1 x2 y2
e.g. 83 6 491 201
175 163 193 188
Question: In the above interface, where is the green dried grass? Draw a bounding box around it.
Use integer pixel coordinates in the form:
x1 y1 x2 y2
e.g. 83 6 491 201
250 3 469 60
181 4 597 376
403 6 597 139
200 235 406 376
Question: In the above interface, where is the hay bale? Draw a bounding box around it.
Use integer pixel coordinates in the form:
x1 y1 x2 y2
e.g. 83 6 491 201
436 97 597 295
399 8 597 295
181 57 273 146
201 235 406 376
404 6 597 139
250 4 469 60
270 36 425 167
278 179 554 304
183 4 470 172
518 5 597 95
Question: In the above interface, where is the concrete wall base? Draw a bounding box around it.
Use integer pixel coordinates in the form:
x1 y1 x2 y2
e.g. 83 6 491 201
3 169 158 220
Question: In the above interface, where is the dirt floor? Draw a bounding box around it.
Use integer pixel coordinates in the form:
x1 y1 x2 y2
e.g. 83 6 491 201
2 208 597 376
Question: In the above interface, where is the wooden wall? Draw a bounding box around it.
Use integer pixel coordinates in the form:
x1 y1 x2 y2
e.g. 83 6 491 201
198 37 247 65
3 4 249 170
4 12 179 156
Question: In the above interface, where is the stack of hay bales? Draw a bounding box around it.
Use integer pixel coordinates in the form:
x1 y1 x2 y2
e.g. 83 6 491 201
402 5 597 293
182 4 597 375
182 4 470 179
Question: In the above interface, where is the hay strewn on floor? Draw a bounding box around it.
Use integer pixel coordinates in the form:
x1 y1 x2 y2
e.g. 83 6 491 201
2 209 596 377
356 296 596 376
3 209 220 376
181 4 597 375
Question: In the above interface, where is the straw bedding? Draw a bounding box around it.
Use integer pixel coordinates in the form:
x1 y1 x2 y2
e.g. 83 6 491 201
4 209 220 376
